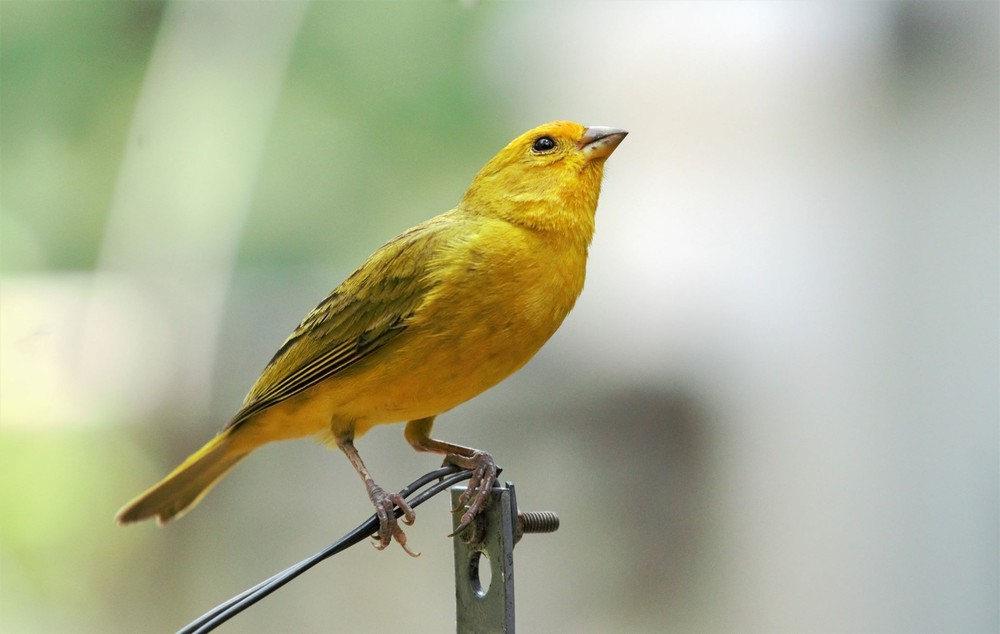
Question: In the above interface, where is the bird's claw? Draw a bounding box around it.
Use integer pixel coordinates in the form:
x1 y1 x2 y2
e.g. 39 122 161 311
446 450 497 537
367 483 419 557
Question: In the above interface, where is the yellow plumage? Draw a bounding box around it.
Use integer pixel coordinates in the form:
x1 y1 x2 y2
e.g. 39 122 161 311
116 121 627 552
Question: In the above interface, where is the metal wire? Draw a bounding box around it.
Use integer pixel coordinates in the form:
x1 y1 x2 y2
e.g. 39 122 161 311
177 466 474 634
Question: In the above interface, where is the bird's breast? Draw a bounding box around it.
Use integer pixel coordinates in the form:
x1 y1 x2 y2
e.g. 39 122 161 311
433 224 586 350
353 225 589 424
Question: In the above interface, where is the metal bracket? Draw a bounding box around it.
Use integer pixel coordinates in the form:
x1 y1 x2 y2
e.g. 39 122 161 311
451 481 559 634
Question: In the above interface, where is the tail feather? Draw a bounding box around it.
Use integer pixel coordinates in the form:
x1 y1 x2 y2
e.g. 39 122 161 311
116 431 249 525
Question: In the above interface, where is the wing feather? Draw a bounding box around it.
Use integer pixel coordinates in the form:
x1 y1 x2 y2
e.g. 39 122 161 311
225 215 455 429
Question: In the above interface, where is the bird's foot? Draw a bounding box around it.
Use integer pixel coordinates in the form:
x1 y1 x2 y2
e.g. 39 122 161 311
366 482 419 557
446 450 498 536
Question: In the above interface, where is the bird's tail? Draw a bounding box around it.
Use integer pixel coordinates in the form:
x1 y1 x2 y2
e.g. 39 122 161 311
116 430 250 525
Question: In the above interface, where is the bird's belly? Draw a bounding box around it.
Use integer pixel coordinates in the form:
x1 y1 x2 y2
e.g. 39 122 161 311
348 314 553 431
249 294 570 444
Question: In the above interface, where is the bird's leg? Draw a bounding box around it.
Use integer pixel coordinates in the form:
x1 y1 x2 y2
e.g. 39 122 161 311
404 417 498 536
335 434 419 557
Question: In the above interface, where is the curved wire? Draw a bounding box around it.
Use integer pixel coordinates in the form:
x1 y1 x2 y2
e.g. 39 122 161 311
177 466 473 634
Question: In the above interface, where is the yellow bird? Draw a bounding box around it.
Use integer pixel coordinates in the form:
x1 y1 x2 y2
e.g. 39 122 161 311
116 121 627 554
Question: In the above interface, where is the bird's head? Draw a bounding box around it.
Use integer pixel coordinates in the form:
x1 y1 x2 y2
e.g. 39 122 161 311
461 121 627 240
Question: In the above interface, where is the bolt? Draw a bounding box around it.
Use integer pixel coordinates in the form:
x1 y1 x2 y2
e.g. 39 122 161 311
514 510 559 544
518 511 560 533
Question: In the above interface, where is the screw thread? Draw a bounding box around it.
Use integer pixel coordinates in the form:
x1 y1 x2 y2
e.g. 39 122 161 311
518 511 560 534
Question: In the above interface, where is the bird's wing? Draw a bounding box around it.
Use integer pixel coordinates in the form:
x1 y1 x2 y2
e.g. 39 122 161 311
225 216 453 430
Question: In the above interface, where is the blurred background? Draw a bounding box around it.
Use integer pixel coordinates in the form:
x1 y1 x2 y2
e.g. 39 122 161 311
1 2 997 632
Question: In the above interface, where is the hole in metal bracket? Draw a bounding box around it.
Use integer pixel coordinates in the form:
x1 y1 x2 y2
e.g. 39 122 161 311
469 550 492 598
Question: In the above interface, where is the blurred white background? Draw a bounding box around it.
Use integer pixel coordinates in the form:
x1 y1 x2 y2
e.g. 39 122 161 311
1 2 996 633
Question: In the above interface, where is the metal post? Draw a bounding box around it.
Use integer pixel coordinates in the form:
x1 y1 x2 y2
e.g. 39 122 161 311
452 482 516 633
451 481 559 634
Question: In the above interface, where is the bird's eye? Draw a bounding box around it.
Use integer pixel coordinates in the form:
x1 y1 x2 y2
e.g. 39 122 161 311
531 136 557 153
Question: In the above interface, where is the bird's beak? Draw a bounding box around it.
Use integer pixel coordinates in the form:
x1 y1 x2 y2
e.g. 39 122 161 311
580 126 628 160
